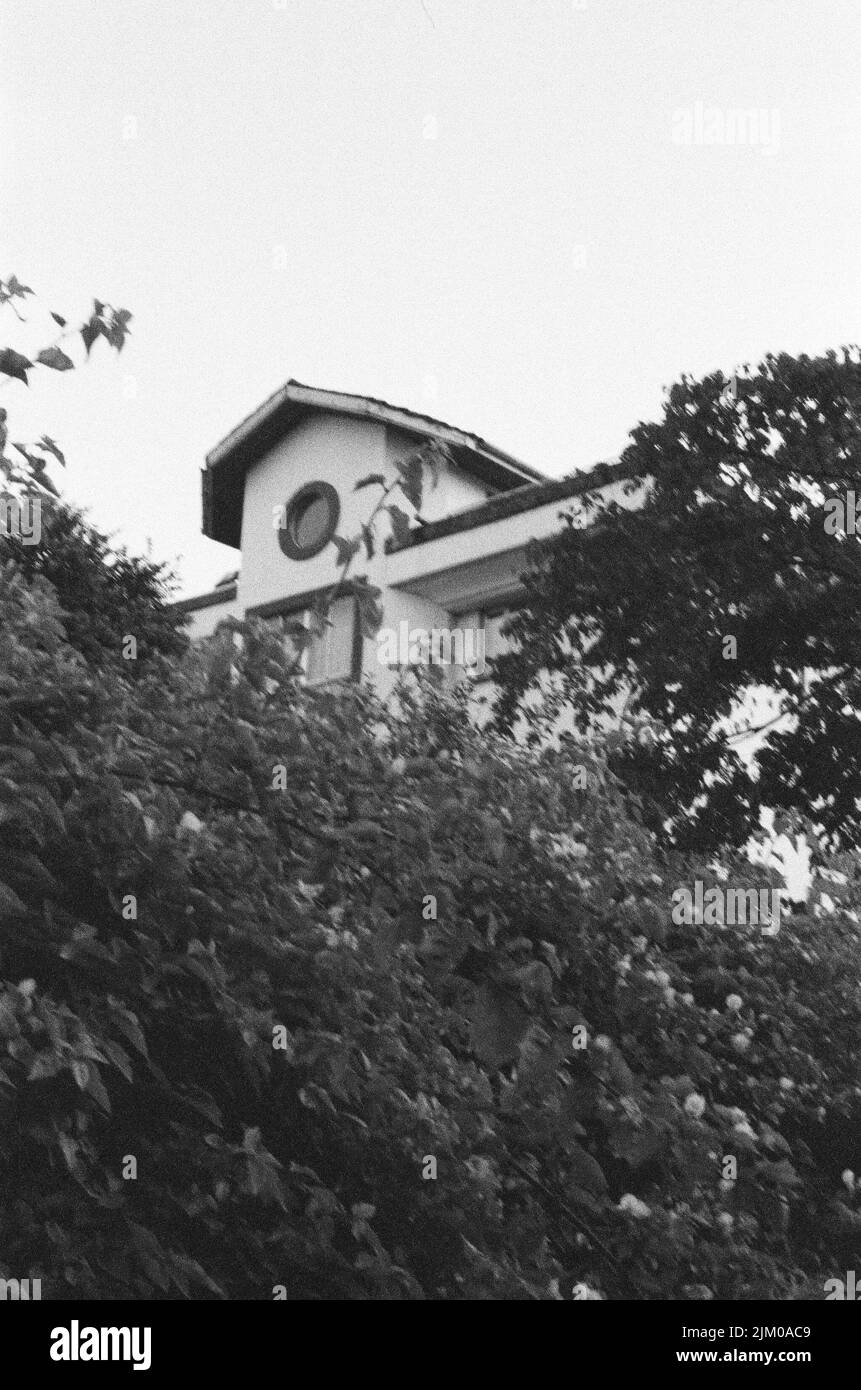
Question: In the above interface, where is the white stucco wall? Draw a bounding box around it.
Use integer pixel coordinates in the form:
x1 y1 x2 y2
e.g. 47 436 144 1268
364 587 454 700
237 413 493 616
179 592 243 641
239 413 387 612
384 427 490 523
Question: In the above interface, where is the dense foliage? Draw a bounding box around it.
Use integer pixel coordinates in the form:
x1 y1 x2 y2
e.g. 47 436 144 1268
492 349 861 854
0 567 858 1300
0 275 184 672
0 501 187 672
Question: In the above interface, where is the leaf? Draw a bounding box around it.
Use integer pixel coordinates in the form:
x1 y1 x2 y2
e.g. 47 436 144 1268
72 1060 90 1089
470 985 529 1066
39 435 66 467
354 474 386 491
0 880 27 917
112 1011 149 1059
102 1039 134 1083
104 311 132 351
0 348 32 384
360 524 375 560
395 456 424 509
84 1062 112 1113
50 312 67 327
332 535 361 566
28 1054 62 1081
356 589 383 638
36 346 74 372
567 1143 609 1195
57 1132 78 1172
12 442 45 472
5 275 34 298
80 316 102 355
386 504 412 547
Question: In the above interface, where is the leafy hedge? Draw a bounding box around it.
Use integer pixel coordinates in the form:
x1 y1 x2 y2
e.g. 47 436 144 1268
0 567 858 1299
0 500 187 672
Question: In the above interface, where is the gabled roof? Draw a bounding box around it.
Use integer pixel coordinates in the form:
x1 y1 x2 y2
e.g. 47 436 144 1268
202 379 546 548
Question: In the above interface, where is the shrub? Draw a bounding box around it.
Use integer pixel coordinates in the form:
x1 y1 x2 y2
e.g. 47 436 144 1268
0 570 858 1299
0 501 187 672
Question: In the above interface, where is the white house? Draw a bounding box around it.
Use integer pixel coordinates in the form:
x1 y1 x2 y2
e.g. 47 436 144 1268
175 380 638 700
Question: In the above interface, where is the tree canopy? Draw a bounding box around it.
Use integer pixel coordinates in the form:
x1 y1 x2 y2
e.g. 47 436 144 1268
492 348 861 855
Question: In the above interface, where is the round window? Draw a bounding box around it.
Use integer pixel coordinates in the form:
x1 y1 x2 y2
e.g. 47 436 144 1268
278 481 340 560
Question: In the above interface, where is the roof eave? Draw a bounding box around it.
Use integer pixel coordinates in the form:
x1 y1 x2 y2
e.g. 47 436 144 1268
201 381 546 547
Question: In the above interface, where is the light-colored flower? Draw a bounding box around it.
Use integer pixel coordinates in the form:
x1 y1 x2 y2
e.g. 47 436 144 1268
779 1077 794 1091
731 1032 751 1053
681 992 694 1006
717 1212 734 1234
725 993 743 1013
618 1193 651 1219
594 1034 612 1053
733 1120 757 1141
684 1092 706 1120
572 1282 603 1300
841 1169 855 1191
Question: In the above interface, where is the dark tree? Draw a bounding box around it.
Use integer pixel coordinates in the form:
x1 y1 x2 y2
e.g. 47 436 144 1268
492 348 861 852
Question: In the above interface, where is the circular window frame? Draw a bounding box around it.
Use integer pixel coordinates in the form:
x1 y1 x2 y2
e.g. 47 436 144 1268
278 481 340 560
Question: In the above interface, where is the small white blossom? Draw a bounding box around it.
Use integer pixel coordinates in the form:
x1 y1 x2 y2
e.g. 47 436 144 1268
841 1169 855 1191
571 1282 603 1300
681 992 694 1007
733 1120 757 1141
594 1034 612 1052
179 811 203 834
717 1212 734 1233
779 1077 794 1091
725 993 743 1013
731 1032 751 1053
684 1092 706 1120
618 1193 651 1219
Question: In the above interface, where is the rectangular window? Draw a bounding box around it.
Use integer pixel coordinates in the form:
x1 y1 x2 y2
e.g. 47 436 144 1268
305 596 360 686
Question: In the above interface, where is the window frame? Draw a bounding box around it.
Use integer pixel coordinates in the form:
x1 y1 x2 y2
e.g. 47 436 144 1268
277 481 340 561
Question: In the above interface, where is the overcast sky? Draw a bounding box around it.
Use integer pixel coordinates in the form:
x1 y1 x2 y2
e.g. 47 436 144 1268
3 0 860 597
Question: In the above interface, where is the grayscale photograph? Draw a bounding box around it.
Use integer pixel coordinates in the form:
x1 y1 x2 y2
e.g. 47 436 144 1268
0 0 858 1366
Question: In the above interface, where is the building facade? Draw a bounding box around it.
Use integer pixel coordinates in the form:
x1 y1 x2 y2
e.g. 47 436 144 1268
175 380 639 702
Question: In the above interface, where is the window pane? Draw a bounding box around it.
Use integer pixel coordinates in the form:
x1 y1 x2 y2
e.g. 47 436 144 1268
306 597 354 684
292 495 331 549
